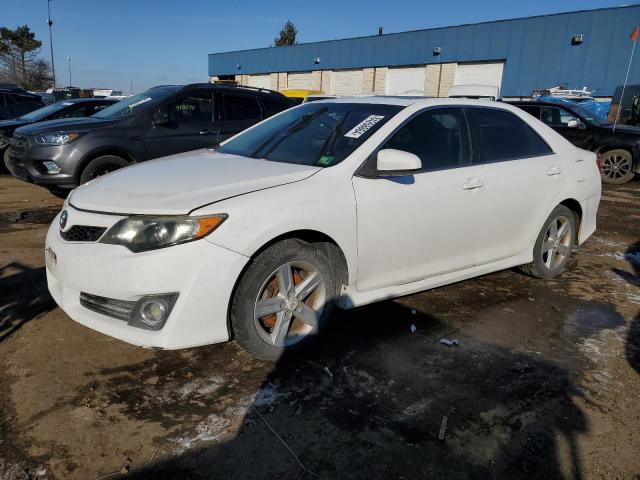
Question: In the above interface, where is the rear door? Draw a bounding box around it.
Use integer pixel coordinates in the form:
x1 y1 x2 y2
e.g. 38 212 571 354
465 106 564 264
215 92 263 142
145 90 216 158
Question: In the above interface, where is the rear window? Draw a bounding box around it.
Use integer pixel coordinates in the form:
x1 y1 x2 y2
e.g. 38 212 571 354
468 107 553 163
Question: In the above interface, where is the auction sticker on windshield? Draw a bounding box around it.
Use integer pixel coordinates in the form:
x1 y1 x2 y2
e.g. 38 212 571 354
344 115 385 139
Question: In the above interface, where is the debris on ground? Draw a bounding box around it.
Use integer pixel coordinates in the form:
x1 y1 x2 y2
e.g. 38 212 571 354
410 324 417 333
438 416 448 440
439 338 459 347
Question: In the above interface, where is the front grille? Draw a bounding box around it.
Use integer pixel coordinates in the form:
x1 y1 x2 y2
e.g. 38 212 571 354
60 225 107 242
80 292 135 321
9 134 28 158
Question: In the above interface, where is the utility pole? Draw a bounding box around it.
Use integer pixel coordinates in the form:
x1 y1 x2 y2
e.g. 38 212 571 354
66 56 71 87
47 0 56 88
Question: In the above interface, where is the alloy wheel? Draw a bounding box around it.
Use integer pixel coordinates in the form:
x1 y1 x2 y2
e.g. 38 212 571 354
601 150 632 182
541 215 572 270
253 261 326 347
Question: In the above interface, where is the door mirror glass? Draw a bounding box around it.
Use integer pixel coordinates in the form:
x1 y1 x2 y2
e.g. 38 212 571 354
152 110 171 126
377 149 422 175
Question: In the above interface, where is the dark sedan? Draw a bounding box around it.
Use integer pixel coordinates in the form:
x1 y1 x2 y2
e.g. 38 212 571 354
509 100 640 184
1 97 119 171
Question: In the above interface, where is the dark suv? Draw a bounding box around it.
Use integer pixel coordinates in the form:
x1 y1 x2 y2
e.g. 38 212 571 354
510 100 640 184
0 84 45 120
6 83 291 195
1 97 119 170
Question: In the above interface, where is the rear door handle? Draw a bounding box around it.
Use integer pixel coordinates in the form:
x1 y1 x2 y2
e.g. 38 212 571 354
546 166 562 176
462 178 484 190
199 130 210 135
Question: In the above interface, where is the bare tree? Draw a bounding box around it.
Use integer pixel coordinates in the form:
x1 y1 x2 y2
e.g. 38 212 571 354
0 25 50 89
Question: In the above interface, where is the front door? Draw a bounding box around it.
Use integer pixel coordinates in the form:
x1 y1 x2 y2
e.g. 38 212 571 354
215 92 263 142
539 105 592 149
145 90 216 158
353 107 485 291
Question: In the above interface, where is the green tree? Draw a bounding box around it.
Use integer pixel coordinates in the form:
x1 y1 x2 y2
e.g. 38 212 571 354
274 20 298 47
0 25 47 89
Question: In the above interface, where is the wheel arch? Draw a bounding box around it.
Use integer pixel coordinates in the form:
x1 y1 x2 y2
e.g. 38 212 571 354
595 144 634 160
225 229 350 339
75 148 136 181
559 198 583 243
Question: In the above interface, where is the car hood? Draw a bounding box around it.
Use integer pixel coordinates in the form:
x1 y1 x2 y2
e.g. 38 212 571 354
0 119 28 131
15 116 115 135
69 150 321 215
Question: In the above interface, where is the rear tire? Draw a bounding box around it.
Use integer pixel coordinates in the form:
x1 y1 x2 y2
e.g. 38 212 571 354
79 155 128 184
231 238 337 361
600 148 635 184
519 205 577 279
2 148 10 173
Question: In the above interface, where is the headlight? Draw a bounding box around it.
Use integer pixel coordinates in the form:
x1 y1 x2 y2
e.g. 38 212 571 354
100 215 227 252
33 132 83 145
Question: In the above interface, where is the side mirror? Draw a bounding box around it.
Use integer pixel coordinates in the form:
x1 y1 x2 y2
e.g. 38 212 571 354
152 111 171 126
567 119 580 129
377 149 422 175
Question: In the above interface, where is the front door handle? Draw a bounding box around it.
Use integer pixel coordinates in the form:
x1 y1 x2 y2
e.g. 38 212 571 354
462 178 484 190
199 130 210 135
546 166 562 176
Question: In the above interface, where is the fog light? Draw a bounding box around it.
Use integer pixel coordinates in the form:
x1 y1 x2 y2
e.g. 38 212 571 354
42 161 61 174
130 293 178 331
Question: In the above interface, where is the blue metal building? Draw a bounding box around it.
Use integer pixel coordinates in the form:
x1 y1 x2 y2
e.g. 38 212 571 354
208 5 640 97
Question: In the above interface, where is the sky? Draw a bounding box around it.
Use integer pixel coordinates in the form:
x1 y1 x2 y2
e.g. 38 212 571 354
0 0 631 93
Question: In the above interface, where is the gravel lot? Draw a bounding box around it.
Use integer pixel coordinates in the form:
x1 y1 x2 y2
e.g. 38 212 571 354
1 175 639 480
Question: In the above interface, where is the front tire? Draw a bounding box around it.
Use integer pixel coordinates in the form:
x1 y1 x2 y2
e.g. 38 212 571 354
519 205 577 279
231 239 337 361
79 155 128 184
600 149 635 184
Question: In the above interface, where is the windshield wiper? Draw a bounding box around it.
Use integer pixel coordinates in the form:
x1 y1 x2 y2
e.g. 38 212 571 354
317 112 350 163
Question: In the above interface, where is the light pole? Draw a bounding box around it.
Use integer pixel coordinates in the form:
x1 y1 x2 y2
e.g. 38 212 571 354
66 56 71 87
47 0 56 88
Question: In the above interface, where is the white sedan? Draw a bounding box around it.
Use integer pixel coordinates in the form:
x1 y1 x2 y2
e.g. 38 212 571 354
45 98 601 360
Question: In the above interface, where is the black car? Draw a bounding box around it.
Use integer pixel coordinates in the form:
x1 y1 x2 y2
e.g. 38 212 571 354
0 84 45 120
6 83 291 196
1 98 119 171
510 100 640 184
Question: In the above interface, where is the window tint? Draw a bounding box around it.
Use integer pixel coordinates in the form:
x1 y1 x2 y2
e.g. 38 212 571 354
518 105 540 118
160 92 213 125
469 108 552 163
382 108 470 172
0 93 5 107
223 94 261 121
262 96 290 117
539 106 577 127
5 94 17 105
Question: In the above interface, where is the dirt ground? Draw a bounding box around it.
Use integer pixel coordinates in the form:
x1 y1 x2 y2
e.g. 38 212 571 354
1 174 639 480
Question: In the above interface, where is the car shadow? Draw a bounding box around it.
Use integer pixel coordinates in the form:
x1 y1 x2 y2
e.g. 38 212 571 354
120 301 589 480
613 240 640 374
0 261 56 343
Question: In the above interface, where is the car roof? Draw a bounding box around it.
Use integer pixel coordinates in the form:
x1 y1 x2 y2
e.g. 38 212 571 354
318 96 515 108
56 98 119 104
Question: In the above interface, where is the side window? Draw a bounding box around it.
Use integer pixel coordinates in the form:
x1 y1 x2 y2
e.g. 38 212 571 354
539 106 577 127
382 108 471 172
469 108 553 163
0 93 5 107
519 105 540 119
56 105 91 119
223 94 261 121
159 92 213 125
262 96 290 117
5 94 18 105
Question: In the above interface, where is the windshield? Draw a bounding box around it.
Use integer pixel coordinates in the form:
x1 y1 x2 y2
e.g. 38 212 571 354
571 104 607 125
92 87 180 120
217 102 403 167
18 101 71 121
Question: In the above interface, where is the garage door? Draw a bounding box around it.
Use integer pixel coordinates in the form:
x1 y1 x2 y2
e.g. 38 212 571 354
454 62 504 89
247 74 271 89
287 72 314 90
331 69 364 96
386 66 426 96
